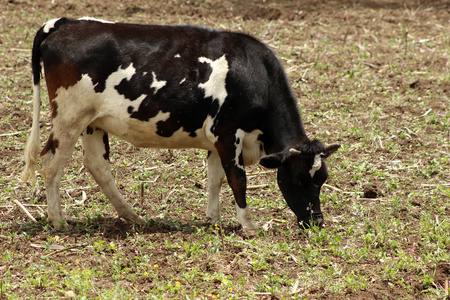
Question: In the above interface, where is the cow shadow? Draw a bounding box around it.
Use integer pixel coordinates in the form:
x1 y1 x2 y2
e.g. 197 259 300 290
5 215 245 240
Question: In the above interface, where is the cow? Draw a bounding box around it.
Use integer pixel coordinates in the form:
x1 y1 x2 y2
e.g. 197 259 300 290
22 17 340 231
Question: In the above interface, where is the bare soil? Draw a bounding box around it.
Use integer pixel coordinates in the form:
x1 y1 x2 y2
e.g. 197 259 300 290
1 0 449 298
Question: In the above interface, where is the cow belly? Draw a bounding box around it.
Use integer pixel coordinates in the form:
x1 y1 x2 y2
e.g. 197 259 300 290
90 115 215 150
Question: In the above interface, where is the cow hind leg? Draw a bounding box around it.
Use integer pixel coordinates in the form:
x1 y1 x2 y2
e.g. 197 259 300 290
41 131 80 228
81 127 144 225
206 151 225 224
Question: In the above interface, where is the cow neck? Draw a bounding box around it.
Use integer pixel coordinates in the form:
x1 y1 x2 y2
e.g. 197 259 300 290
265 95 307 155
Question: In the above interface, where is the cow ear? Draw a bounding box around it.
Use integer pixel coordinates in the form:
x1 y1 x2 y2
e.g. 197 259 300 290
323 143 340 158
259 153 285 169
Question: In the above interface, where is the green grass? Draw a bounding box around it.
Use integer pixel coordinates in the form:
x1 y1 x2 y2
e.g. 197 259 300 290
1 0 450 299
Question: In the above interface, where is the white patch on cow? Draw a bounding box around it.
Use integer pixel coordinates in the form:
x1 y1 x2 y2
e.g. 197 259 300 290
206 151 224 224
179 78 186 84
174 54 181 58
233 129 265 170
202 116 218 144
52 73 99 125
150 72 167 94
142 71 148 76
241 129 265 166
43 18 61 33
103 64 137 100
309 153 323 178
197 55 230 145
198 55 229 105
78 17 115 24
234 130 245 170
231 129 266 170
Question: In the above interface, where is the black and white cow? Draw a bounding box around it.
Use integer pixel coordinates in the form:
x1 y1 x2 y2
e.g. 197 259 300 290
23 17 340 230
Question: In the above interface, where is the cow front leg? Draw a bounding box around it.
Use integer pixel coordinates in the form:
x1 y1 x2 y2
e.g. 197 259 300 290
226 165 257 231
81 127 144 225
206 151 225 224
216 137 257 231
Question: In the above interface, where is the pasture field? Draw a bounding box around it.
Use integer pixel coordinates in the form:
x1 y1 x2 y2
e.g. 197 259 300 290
1 0 449 299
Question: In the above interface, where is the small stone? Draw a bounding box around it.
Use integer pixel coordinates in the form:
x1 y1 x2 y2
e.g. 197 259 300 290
65 291 76 298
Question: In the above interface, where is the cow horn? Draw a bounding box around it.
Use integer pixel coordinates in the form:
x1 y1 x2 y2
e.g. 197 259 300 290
289 148 302 155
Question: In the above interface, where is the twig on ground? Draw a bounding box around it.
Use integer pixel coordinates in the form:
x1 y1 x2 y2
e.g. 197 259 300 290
13 199 37 222
421 183 450 187
253 292 272 296
323 183 343 192
247 170 275 176
43 245 86 258
0 131 23 137
323 184 360 195
247 184 270 190
358 197 389 202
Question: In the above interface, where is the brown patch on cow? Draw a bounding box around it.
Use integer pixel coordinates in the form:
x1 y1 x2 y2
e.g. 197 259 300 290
45 61 82 101
40 132 59 156
50 99 58 119
214 136 247 208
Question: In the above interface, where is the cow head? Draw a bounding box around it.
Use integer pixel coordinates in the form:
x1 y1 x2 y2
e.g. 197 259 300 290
260 140 340 229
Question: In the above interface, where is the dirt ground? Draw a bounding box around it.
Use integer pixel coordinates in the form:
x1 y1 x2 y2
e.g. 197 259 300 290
1 0 449 299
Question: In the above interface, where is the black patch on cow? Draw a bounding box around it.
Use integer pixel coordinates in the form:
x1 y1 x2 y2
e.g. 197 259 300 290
124 53 217 137
114 66 149 101
236 137 240 144
86 126 94 135
87 40 124 94
127 106 134 114
238 153 244 167
129 98 162 121
209 99 220 118
102 132 109 160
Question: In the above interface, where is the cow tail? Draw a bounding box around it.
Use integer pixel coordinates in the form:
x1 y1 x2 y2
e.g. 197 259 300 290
22 25 52 182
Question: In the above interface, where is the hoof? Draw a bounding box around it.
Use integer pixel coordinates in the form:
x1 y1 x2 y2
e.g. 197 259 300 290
206 212 220 225
207 216 220 227
241 221 258 235
51 219 68 230
120 214 145 225
241 226 259 238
